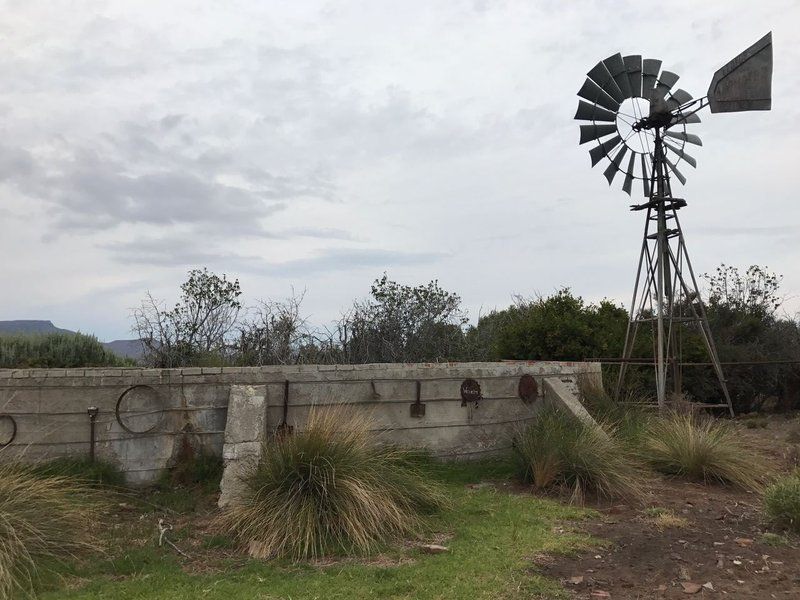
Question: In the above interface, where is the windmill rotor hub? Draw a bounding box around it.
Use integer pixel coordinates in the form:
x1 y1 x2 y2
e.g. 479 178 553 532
616 97 654 152
632 97 674 131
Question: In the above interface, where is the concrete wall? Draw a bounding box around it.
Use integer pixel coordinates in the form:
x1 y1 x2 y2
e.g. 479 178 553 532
0 361 600 485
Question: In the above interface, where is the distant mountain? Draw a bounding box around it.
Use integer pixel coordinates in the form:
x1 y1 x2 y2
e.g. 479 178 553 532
0 320 72 335
103 339 145 361
0 320 145 362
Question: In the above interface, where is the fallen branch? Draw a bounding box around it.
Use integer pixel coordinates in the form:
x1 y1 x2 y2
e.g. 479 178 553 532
157 518 191 559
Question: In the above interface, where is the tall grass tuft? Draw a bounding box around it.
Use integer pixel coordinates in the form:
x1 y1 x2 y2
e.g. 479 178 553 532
578 377 653 448
217 409 448 560
513 406 646 502
764 472 800 532
641 411 767 490
0 464 103 599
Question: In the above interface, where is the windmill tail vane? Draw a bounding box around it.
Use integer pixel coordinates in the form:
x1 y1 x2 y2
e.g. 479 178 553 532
574 33 774 414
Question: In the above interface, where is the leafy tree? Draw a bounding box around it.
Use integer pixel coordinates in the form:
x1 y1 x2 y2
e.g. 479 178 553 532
705 264 783 317
685 264 800 411
479 289 629 362
338 274 468 363
133 268 242 367
236 290 325 366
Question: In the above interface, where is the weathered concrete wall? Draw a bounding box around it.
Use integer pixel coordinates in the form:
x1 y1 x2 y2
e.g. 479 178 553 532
0 361 600 485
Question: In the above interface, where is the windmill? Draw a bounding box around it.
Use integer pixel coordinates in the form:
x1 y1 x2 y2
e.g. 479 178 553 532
575 33 773 415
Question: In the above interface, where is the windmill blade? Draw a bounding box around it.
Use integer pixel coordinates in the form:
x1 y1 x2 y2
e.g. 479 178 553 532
670 112 701 125
579 123 618 144
574 99 617 122
641 58 662 99
666 88 694 111
641 154 651 196
666 131 703 146
587 60 625 103
652 70 679 100
622 152 636 195
623 54 642 97
603 53 631 99
708 31 772 113
603 145 629 184
666 158 687 185
589 134 622 167
578 78 621 112
664 140 697 168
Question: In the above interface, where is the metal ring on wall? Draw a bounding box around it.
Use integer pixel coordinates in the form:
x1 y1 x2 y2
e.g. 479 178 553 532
115 385 164 435
0 414 17 446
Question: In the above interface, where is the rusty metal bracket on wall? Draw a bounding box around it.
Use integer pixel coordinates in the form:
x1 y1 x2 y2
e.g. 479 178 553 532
276 380 294 436
460 378 482 409
517 374 539 404
87 406 99 462
410 380 426 418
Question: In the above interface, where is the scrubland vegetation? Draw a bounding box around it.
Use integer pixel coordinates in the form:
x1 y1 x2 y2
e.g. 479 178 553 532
125 264 800 413
5 264 799 415
4 401 799 599
0 332 130 369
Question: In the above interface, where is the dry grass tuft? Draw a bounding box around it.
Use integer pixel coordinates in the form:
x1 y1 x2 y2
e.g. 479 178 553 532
0 463 104 599
641 411 769 491
513 406 647 502
216 408 448 561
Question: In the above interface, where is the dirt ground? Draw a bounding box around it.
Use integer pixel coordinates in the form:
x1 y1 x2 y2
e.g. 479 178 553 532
535 414 800 599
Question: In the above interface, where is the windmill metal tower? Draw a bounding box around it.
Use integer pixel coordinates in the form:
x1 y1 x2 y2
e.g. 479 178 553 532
574 34 774 414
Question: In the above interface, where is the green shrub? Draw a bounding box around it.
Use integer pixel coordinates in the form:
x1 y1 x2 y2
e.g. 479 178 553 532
29 457 125 487
216 409 448 560
0 464 103 599
513 406 646 502
764 473 800 532
641 412 767 490
0 332 130 368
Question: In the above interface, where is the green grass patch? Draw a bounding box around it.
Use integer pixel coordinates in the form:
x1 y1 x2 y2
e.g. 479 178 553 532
38 460 594 600
760 532 791 547
29 457 126 488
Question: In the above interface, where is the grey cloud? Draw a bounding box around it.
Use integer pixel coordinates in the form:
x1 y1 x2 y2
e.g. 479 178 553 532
101 237 266 271
102 236 441 276
260 248 446 276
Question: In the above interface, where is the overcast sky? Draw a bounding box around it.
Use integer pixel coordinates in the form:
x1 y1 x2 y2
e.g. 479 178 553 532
0 0 798 341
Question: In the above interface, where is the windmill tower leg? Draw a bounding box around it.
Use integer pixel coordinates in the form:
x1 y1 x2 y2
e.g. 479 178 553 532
615 130 734 416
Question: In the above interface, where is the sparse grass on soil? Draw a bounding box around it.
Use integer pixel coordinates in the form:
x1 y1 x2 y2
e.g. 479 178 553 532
37 459 593 600
642 507 688 531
